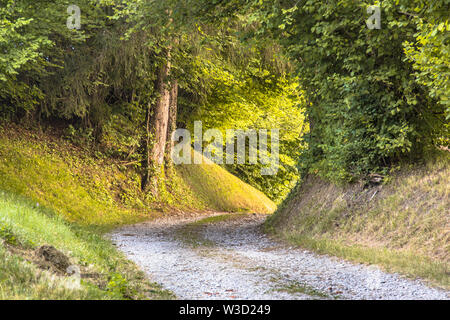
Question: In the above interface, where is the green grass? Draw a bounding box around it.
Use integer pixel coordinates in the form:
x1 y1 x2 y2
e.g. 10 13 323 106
0 127 154 227
266 153 450 289
271 278 332 299
0 126 274 227
177 151 276 214
0 191 174 299
0 125 275 299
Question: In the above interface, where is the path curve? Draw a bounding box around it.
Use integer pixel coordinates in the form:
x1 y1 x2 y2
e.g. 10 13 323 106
110 213 449 300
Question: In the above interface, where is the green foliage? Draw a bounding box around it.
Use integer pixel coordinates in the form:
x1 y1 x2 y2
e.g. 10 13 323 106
0 223 19 246
241 0 448 182
0 0 101 119
1 0 448 196
165 17 307 202
101 112 144 161
402 4 449 120
106 273 129 296
0 126 204 226
0 0 51 81
184 58 307 202
64 125 95 147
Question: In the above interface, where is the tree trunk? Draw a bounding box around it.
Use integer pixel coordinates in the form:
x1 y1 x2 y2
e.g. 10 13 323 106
141 49 172 194
164 79 178 170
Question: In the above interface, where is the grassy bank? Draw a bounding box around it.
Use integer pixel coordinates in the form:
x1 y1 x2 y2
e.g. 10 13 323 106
0 125 274 299
0 125 175 299
0 125 275 227
0 190 174 299
177 154 276 214
0 125 197 227
266 154 450 289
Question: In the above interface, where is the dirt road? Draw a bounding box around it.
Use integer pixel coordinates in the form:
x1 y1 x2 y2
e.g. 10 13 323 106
110 213 449 300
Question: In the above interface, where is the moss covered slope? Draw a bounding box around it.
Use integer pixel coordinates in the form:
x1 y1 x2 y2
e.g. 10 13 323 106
0 126 274 228
0 125 274 299
177 152 276 214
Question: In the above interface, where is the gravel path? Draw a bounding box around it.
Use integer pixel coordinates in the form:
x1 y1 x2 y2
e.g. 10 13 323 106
110 213 449 300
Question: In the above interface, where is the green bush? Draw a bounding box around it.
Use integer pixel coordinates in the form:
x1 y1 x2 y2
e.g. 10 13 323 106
250 0 448 182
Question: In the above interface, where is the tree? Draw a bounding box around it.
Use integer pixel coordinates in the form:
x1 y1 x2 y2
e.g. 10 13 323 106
104 0 183 194
142 45 175 193
239 0 448 181
0 0 109 121
401 0 450 121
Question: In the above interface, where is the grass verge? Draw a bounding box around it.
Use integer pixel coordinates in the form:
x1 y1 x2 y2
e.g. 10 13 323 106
0 125 274 299
270 232 449 289
266 153 450 289
0 190 174 299
0 125 274 227
271 278 332 299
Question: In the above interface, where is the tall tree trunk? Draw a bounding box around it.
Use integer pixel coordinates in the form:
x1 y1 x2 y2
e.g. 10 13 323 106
141 49 172 194
164 37 180 173
164 79 178 170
